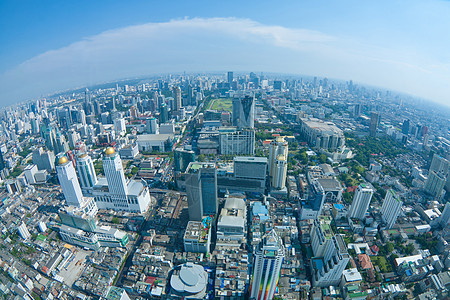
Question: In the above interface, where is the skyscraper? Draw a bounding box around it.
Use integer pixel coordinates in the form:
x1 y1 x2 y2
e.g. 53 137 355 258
381 189 403 229
348 184 374 220
57 156 84 207
76 154 98 189
232 95 255 129
310 216 350 287
159 103 169 124
369 112 379 137
172 86 182 113
272 155 287 190
103 147 128 196
268 137 288 177
402 119 410 135
185 162 218 221
227 71 233 84
174 147 195 172
250 230 285 300
424 170 446 199
429 154 450 177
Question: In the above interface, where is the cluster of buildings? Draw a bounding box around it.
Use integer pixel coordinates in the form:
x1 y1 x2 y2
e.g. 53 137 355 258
0 71 449 299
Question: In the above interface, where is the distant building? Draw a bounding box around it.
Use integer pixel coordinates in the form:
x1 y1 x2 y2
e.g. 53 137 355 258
232 95 255 129
348 184 374 220
185 162 218 221
298 118 345 151
174 147 195 172
227 71 233 84
425 171 446 199
136 134 174 152
76 154 98 189
32 147 55 172
17 222 31 240
268 137 288 177
118 144 139 159
369 112 379 137
272 155 287 190
219 128 255 155
381 189 403 229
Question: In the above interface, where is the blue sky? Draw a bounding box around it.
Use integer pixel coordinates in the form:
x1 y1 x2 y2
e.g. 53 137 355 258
1 0 450 107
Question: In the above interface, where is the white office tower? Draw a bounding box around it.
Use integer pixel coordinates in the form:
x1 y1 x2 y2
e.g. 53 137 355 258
103 147 128 196
57 156 84 207
425 171 446 199
114 118 126 136
250 230 285 300
381 189 403 229
18 222 31 240
268 137 288 177
76 153 98 189
310 217 350 287
348 184 374 220
271 155 287 189
430 154 450 176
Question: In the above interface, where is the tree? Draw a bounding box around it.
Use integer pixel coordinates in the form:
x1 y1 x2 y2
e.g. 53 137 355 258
319 154 327 164
112 217 120 224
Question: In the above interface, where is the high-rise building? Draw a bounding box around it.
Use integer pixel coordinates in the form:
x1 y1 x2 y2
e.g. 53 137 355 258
0 149 5 171
185 162 218 221
227 71 233 84
232 95 255 129
369 112 379 137
429 154 450 177
439 203 450 227
103 147 128 196
268 137 288 177
381 189 403 229
219 128 255 155
424 171 446 199
310 216 350 287
57 156 84 207
172 86 182 113
354 104 361 117
76 154 98 189
174 147 195 172
348 184 374 220
17 222 31 240
402 119 410 135
114 118 126 136
145 117 158 134
159 103 169 124
250 230 285 300
272 155 287 190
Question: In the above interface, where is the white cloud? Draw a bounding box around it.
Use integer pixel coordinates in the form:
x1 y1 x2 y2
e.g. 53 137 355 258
0 17 449 107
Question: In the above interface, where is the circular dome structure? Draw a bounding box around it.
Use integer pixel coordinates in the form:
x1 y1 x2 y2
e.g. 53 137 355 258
105 147 115 155
170 263 207 297
58 156 68 165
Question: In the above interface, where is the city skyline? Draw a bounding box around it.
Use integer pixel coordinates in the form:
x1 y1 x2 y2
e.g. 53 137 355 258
1 1 450 108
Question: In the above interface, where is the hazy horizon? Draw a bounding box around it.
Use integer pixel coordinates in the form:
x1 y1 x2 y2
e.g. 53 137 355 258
1 1 450 108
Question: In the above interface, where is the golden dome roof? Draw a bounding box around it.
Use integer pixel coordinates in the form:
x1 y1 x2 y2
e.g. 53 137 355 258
58 156 68 165
105 147 115 155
